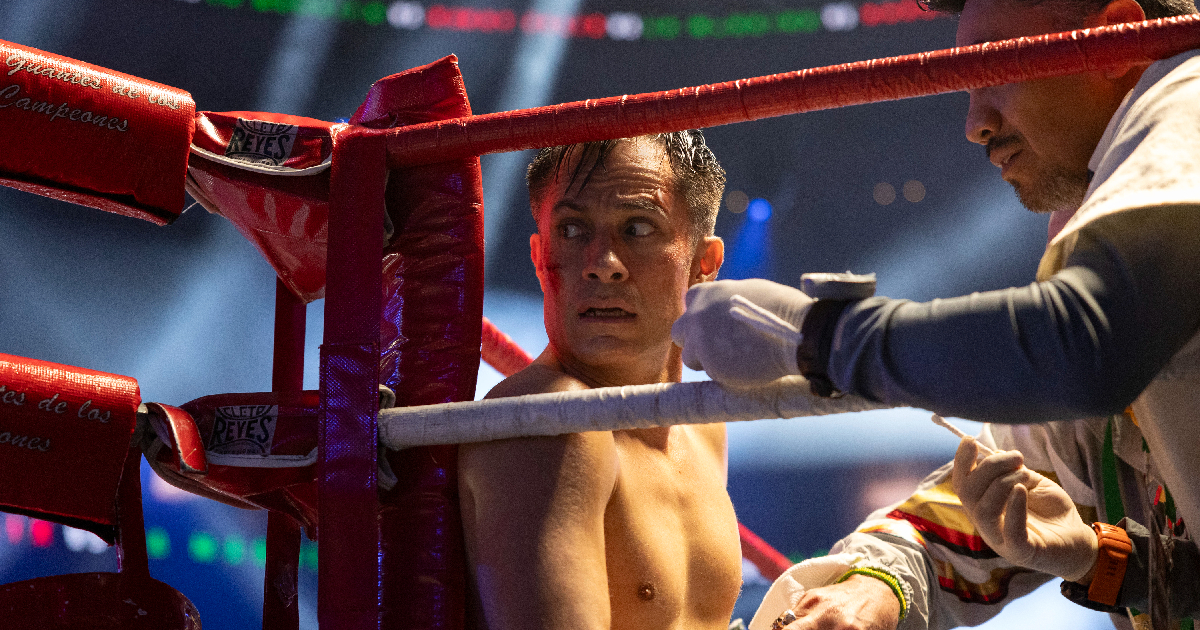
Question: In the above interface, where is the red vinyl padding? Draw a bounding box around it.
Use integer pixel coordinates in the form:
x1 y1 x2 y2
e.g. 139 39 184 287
0 40 194 224
0 353 139 542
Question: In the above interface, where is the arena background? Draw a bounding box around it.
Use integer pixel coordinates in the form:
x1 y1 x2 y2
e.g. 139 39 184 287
0 0 1114 627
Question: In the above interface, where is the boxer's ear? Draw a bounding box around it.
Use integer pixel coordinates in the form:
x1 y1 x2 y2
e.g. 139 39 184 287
530 233 548 291
693 236 724 283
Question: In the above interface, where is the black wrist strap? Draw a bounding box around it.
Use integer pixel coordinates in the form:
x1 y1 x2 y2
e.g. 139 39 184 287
796 299 853 397
1060 580 1126 614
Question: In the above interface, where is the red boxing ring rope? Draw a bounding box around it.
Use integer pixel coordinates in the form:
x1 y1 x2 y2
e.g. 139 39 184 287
386 15 1200 167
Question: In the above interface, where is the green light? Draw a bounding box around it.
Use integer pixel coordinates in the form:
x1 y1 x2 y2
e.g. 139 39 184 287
361 1 386 25
223 536 245 566
146 527 171 560
339 0 359 20
724 12 772 37
686 14 717 38
295 0 338 18
643 16 681 40
188 532 218 564
253 537 268 567
253 0 299 12
301 542 319 572
206 0 245 8
776 9 821 33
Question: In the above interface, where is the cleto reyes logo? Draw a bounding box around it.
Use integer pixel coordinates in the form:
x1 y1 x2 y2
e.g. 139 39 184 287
208 404 277 457
225 118 297 167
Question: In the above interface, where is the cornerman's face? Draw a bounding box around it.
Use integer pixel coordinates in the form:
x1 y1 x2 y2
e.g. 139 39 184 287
957 0 1143 213
531 139 722 383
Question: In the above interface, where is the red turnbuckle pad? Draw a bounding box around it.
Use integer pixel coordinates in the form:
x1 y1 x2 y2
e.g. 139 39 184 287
187 111 336 302
144 391 321 533
0 40 195 225
0 353 139 542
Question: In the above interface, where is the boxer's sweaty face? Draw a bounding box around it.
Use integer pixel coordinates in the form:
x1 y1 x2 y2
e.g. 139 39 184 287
958 0 1134 213
531 139 704 385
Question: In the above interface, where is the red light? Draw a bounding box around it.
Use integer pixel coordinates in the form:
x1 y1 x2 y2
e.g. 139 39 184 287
521 12 607 38
427 5 515 33
30 520 53 548
521 12 558 35
859 0 944 26
426 5 451 28
577 13 607 39
4 515 23 545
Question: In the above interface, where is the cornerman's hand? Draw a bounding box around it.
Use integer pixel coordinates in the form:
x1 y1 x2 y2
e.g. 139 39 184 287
671 279 813 388
952 437 1099 582
776 576 900 630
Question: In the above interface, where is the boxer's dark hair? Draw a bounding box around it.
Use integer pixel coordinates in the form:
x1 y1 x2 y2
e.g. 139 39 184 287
918 0 1195 19
526 130 726 241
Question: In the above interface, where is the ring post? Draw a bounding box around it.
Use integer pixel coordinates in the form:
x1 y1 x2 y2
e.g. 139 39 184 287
319 126 387 630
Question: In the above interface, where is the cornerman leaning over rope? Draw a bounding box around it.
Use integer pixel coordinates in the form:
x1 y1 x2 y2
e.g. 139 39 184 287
671 0 1200 627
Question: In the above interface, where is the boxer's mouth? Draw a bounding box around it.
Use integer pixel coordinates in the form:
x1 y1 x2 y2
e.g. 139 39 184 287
580 307 635 320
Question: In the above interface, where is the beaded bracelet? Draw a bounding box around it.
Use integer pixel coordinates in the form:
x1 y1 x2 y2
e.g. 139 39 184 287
836 565 909 622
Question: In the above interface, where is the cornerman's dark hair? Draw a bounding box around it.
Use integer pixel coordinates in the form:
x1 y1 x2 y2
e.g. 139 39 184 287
526 130 726 241
919 0 1194 20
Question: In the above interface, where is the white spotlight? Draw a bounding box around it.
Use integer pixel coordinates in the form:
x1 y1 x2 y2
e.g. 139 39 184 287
820 3 859 31
388 1 425 29
606 12 643 40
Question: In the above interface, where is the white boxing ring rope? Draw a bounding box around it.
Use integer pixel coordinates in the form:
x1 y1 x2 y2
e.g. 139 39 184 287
378 376 893 449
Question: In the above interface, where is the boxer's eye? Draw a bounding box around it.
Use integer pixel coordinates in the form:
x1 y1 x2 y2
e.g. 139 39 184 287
625 221 654 237
560 223 584 239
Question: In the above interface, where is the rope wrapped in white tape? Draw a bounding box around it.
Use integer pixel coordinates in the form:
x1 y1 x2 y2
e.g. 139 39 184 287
378 376 893 449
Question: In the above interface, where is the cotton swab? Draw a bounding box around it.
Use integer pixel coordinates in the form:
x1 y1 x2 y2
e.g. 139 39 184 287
931 414 996 456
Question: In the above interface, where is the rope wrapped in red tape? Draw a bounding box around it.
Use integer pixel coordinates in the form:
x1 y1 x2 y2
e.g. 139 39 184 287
385 15 1200 167
481 317 534 377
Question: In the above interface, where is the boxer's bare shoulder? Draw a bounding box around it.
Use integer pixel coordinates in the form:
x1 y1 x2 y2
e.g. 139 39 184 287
481 356 590 400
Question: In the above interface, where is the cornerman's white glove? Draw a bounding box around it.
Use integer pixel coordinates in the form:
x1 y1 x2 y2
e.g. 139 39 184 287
952 437 1099 582
671 279 813 388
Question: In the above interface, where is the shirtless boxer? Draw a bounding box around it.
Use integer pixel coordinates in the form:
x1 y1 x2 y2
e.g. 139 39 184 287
458 132 741 630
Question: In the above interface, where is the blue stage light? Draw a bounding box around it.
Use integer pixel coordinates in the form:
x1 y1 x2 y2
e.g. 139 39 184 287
747 198 773 222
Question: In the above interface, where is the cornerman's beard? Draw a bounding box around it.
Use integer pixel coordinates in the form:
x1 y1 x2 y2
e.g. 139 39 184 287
1011 166 1090 214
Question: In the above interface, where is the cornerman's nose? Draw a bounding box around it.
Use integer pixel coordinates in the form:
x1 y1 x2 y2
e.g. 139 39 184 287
964 90 1001 146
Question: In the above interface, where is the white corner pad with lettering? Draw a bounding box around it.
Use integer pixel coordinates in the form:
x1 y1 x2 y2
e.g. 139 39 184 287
748 552 866 630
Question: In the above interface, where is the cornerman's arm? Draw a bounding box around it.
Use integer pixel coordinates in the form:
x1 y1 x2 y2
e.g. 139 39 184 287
953 436 1200 618
829 205 1200 421
673 206 1200 418
754 426 1087 630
